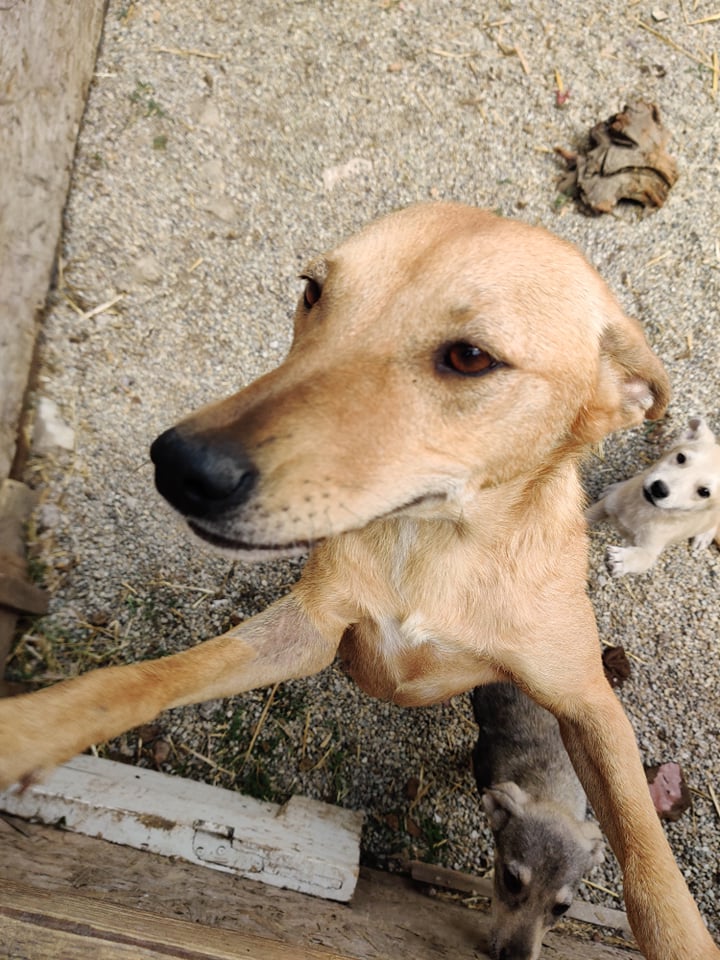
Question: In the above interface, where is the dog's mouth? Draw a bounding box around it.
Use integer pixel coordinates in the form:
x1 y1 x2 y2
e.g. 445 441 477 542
187 521 317 558
186 490 448 558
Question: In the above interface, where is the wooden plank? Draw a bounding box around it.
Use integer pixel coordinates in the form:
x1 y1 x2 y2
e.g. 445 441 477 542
408 860 633 936
0 0 106 479
0 879 355 960
0 755 363 902
0 815 640 960
0 562 50 614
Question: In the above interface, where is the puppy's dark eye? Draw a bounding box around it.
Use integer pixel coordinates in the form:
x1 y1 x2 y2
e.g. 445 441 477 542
698 487 711 498
301 277 322 309
676 452 686 464
502 866 523 896
441 342 501 377
551 902 571 918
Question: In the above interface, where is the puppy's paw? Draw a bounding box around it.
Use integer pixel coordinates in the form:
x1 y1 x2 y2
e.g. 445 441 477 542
606 544 629 577
606 544 656 576
691 529 717 552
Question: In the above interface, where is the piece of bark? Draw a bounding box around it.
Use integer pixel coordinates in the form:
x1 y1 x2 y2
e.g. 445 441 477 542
558 101 679 214
602 645 631 688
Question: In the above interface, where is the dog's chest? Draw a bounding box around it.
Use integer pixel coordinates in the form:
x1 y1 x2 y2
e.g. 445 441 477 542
340 610 500 705
326 519 510 704
377 611 440 653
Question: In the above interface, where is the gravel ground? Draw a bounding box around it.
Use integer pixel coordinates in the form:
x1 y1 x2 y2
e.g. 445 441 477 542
13 0 719 937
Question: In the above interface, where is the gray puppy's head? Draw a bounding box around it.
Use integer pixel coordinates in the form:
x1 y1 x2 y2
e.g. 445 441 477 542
483 782 605 960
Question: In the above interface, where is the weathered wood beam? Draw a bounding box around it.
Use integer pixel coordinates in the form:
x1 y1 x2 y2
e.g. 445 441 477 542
0 755 364 903
0 0 106 478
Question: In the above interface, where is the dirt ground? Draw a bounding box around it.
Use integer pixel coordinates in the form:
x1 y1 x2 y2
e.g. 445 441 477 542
10 0 720 939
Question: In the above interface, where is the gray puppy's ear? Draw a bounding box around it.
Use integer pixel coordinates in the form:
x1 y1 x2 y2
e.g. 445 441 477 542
483 781 530 831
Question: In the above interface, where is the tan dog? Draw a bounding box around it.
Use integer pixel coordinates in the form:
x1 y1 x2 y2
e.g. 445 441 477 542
0 204 717 959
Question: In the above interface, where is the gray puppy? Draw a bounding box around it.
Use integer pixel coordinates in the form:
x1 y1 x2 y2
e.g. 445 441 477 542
472 683 605 960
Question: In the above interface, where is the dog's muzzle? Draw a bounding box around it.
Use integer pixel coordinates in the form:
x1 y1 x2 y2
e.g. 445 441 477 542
150 427 257 519
643 478 669 506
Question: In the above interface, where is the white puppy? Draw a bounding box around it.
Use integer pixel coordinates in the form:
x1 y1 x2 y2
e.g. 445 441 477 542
586 417 720 576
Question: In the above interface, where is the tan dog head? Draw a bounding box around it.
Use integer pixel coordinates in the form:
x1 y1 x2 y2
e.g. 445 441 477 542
150 203 669 558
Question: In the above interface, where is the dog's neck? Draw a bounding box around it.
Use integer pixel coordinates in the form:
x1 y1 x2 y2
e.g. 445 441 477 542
304 455 589 630
316 458 591 706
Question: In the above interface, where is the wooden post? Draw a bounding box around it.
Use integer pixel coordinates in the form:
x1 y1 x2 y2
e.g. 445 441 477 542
0 0 107 479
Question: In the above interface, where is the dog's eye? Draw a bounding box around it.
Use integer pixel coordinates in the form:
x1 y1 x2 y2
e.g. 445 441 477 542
698 486 711 498
551 902 571 918
502 866 524 896
441 342 501 377
676 452 686 464
301 276 322 309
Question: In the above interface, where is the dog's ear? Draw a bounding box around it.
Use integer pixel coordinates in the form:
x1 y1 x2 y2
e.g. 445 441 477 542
483 781 529 830
579 820 606 868
573 313 670 444
678 416 716 446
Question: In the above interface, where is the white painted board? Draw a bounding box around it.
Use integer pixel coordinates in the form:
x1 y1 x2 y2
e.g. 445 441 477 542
0 755 364 902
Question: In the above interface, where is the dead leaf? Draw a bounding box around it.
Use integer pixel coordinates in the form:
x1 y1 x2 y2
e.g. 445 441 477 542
405 777 420 800
384 812 400 832
558 101 679 215
602 645 632 688
152 739 171 765
406 817 422 838
136 723 162 743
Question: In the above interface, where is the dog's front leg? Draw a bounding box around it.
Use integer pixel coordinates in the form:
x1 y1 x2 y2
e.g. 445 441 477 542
691 526 718 551
0 593 341 789
513 617 719 959
558 691 719 959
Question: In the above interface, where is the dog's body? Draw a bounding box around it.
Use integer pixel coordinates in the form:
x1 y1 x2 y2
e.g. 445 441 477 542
587 416 720 575
472 683 604 960
0 204 716 958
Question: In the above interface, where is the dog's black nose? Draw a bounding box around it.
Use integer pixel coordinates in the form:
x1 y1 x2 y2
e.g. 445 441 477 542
150 427 257 518
648 479 670 500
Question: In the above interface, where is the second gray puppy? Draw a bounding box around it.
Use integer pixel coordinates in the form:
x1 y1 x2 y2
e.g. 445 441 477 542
472 682 605 960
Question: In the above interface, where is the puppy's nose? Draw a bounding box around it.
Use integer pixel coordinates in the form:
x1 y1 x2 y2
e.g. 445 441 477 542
648 479 670 500
150 427 257 518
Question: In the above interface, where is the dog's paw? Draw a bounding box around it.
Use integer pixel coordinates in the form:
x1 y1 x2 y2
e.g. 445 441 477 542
691 529 717 552
0 748 56 792
605 545 629 577
0 698 62 790
605 544 656 576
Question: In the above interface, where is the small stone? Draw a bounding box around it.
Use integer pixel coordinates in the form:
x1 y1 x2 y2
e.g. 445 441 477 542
130 254 163 285
202 195 237 223
33 397 75 454
322 157 373 191
645 762 691 821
